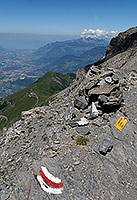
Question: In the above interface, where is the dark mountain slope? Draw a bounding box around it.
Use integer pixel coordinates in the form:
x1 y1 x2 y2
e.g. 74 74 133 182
38 46 106 73
34 37 108 58
105 26 137 60
30 37 108 74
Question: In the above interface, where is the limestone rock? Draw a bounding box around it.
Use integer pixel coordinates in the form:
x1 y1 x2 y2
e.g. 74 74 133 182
76 126 90 135
77 117 89 126
99 136 113 155
105 76 113 84
89 102 98 119
68 117 81 128
88 83 119 96
74 96 88 110
98 95 108 104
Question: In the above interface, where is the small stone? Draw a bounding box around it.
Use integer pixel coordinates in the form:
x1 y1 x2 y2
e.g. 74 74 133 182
98 110 103 116
90 65 100 74
112 75 119 83
98 95 108 104
64 107 71 121
74 161 80 166
50 153 58 158
99 137 113 155
77 117 89 126
76 126 90 135
89 102 98 119
52 146 58 151
74 96 88 110
8 158 13 162
103 113 110 120
95 101 102 109
92 120 102 127
53 140 60 144
105 76 113 84
68 166 75 172
68 117 81 128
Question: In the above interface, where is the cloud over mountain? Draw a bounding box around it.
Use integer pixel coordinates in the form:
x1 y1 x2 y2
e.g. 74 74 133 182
81 28 118 40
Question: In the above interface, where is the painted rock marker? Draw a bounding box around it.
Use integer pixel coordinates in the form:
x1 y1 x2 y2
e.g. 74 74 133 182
37 166 63 194
114 116 127 132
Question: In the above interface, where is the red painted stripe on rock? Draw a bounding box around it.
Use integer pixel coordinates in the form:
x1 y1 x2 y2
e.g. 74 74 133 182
39 170 63 188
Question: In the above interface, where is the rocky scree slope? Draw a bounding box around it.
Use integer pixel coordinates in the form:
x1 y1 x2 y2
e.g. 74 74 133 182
0 27 137 200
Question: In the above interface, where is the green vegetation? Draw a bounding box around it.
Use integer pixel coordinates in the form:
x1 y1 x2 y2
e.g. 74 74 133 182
0 71 75 130
75 136 89 146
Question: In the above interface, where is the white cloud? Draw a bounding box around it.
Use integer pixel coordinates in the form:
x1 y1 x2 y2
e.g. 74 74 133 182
80 28 118 40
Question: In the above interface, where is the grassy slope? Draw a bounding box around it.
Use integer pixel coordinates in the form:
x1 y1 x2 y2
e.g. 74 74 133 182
0 71 75 129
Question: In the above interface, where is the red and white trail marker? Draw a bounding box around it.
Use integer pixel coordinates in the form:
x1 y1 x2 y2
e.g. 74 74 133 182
37 166 63 194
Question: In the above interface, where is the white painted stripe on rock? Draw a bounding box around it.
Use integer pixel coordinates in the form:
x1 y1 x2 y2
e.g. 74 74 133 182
41 166 61 183
37 175 63 194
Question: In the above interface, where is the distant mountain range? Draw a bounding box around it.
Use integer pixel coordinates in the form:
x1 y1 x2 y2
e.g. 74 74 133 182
36 46 106 74
31 37 108 74
0 37 108 97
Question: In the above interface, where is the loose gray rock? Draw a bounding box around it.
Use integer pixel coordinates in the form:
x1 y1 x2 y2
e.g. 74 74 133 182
89 102 98 119
94 101 102 109
76 126 90 135
99 137 113 155
74 96 88 110
85 80 99 91
105 76 113 84
92 119 102 127
98 95 108 104
90 65 100 74
64 107 71 121
77 117 89 126
88 84 119 96
112 75 119 83
68 117 81 128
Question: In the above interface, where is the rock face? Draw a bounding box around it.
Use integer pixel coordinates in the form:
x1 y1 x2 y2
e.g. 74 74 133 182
74 69 123 115
0 27 137 200
105 26 137 60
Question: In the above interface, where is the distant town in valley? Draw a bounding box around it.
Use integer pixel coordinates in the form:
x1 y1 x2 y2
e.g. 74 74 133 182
0 49 39 97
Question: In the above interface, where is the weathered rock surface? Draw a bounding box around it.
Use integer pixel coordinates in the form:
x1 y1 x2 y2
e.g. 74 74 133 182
99 136 113 155
0 27 137 200
76 126 90 135
74 96 88 110
105 26 137 60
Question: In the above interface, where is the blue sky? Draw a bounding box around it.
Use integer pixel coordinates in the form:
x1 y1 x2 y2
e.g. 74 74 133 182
0 0 137 35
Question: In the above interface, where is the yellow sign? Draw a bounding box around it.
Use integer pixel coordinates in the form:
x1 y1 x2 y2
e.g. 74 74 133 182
114 116 127 131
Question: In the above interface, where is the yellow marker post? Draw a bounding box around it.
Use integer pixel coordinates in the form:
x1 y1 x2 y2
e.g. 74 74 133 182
114 116 127 132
